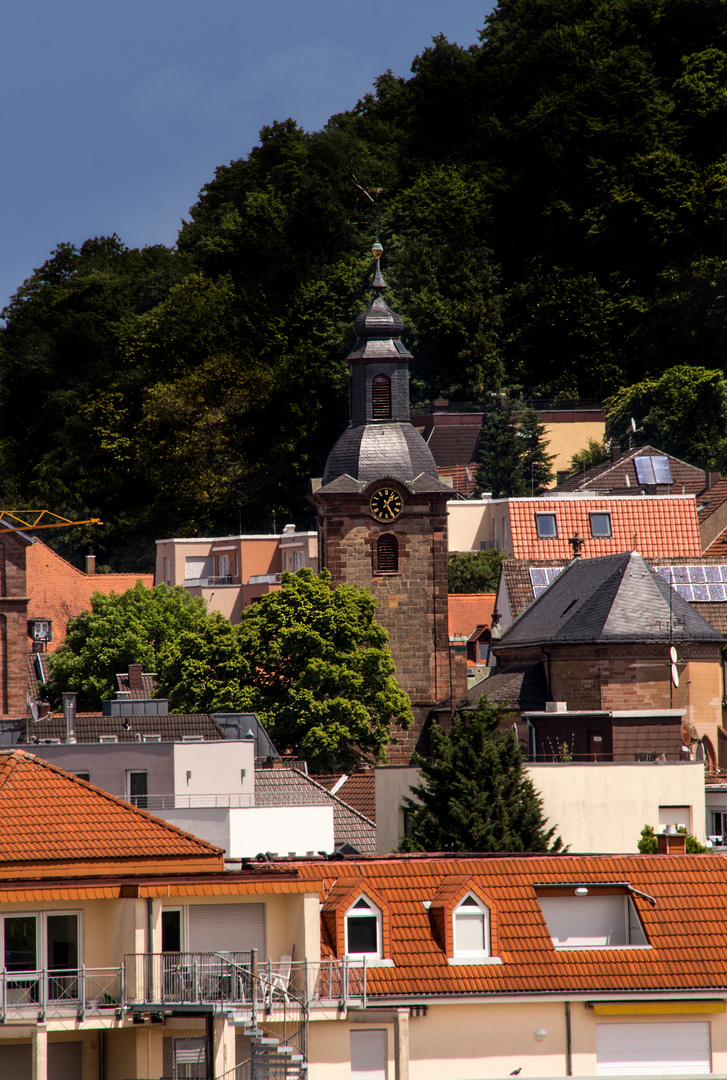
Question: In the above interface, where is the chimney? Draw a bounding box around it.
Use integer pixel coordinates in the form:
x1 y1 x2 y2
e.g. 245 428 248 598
611 440 621 464
85 554 96 575
705 470 720 491
657 826 687 855
63 692 77 743
432 397 449 413
128 663 143 691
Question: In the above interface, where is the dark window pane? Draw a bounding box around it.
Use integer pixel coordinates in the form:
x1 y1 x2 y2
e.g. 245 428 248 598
47 914 78 970
5 916 36 972
347 916 378 954
162 910 182 953
129 771 148 808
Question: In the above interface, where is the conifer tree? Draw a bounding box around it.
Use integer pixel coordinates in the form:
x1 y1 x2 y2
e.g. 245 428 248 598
475 395 554 498
400 699 563 853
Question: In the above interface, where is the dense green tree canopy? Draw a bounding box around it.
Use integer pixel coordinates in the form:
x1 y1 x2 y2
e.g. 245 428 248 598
400 698 564 853
158 569 413 772
4 0 727 567
44 582 214 710
476 395 554 497
447 551 504 594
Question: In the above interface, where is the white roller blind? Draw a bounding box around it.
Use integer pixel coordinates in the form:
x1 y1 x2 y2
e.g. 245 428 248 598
597 1022 711 1075
539 895 627 946
351 1030 387 1080
185 556 212 580
455 911 486 952
188 902 265 954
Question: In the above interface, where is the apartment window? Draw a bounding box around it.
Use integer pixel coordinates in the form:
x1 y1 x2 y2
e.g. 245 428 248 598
162 909 182 953
376 534 398 574
659 805 691 832
590 512 612 538
293 550 305 571
29 619 52 643
535 513 558 538
537 891 648 948
345 896 381 958
163 556 170 585
351 1030 387 1080
371 375 392 420
453 894 490 958
127 771 148 809
2 912 80 1003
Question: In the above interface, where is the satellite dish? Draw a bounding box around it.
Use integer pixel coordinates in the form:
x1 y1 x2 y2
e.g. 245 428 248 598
695 742 706 763
671 663 680 687
29 702 39 723
630 417 637 432
670 646 678 664
681 723 693 746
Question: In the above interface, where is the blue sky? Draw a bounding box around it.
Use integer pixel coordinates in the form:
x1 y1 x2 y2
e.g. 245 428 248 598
2 0 497 314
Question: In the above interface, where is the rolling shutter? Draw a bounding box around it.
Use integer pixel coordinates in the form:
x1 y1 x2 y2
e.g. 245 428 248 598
188 903 265 954
596 1022 711 1076
0 1045 30 1079
49 1041 83 1080
351 1030 386 1080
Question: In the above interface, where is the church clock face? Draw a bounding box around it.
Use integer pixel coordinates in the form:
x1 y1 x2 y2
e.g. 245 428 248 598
369 486 403 522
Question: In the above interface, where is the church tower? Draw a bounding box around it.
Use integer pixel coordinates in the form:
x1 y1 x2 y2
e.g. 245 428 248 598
311 243 466 763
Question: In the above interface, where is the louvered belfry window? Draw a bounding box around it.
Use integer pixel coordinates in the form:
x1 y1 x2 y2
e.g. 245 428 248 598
376 534 398 574
371 374 392 419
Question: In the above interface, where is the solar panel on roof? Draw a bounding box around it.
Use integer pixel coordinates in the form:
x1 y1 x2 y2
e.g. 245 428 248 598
652 455 673 484
634 457 656 485
656 564 727 601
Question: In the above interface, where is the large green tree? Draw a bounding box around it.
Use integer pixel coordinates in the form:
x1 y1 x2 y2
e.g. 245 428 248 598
400 698 563 853
476 395 554 497
158 569 413 772
44 582 216 710
604 365 727 469
447 551 504 594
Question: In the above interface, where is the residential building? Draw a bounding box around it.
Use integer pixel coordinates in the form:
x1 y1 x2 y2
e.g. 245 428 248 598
448 493 703 559
154 526 318 623
26 539 154 652
555 442 713 495
2 748 725 1080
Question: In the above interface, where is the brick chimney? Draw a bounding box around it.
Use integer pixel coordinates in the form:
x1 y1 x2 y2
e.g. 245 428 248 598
128 663 143 691
657 827 687 854
85 553 96 575
611 440 621 464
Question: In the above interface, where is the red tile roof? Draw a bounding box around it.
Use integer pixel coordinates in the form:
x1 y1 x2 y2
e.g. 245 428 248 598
293 853 727 997
26 540 154 652
448 594 496 640
508 496 702 560
0 750 223 877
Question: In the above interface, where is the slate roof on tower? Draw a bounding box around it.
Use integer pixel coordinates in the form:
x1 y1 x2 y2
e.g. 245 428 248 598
497 551 724 648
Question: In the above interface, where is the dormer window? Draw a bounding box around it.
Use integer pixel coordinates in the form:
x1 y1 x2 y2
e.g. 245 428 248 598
537 888 649 949
345 896 381 958
453 893 490 958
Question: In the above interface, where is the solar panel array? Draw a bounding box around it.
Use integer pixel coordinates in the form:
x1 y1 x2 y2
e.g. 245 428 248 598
654 565 727 602
529 566 565 597
634 455 673 485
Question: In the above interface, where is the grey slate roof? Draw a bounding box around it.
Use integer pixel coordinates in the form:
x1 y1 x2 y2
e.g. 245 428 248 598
322 422 443 487
468 663 548 711
254 768 376 855
20 713 226 743
497 552 725 649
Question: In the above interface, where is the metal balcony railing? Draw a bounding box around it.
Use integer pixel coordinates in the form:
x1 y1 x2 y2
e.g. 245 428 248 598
0 966 122 1020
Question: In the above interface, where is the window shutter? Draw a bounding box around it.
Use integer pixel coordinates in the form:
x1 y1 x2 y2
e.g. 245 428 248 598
455 911 486 952
0 1045 30 1080
49 1041 84 1080
371 376 392 419
539 896 628 946
376 535 398 574
596 1022 711 1075
351 1030 387 1080
188 903 265 955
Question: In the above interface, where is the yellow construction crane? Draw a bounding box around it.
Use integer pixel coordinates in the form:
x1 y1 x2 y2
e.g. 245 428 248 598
0 511 103 534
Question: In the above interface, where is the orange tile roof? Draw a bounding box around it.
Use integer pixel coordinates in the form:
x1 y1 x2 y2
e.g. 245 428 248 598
293 854 727 997
27 540 154 652
0 750 223 877
448 594 496 639
508 496 702 560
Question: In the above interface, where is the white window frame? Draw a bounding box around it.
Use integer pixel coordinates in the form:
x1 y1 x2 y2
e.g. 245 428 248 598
453 893 490 959
535 513 558 539
1 910 83 973
344 895 382 959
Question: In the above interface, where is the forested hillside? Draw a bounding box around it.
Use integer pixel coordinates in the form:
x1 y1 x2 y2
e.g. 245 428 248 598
2 0 726 569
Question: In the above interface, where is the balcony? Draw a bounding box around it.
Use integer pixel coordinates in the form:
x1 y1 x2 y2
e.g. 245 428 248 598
0 954 366 1023
183 575 236 588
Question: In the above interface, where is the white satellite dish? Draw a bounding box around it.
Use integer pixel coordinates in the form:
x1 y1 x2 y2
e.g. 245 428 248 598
695 742 706 763
29 702 39 723
671 663 680 688
670 646 678 664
